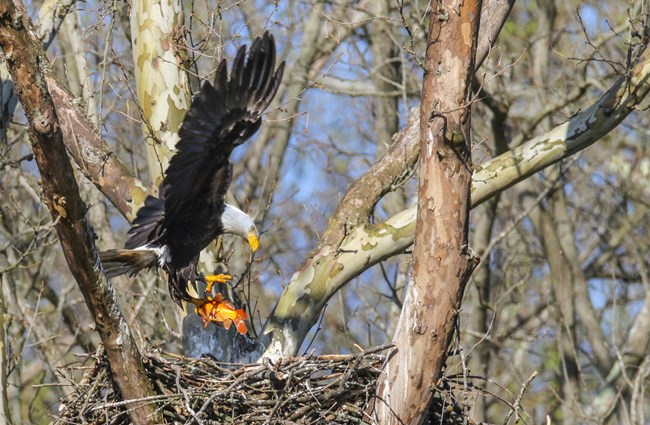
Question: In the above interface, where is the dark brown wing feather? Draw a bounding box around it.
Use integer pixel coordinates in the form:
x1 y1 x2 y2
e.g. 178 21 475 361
124 189 167 249
103 32 284 299
162 31 285 224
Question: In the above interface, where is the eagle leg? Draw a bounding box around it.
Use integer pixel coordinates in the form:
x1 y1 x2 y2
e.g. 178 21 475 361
203 273 233 294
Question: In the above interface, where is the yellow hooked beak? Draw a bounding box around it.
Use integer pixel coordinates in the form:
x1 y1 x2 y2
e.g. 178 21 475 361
247 231 259 252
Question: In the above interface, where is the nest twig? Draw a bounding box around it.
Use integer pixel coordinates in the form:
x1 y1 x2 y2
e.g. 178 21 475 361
54 345 473 424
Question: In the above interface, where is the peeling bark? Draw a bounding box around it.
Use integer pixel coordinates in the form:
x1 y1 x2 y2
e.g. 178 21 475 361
0 3 160 423
260 1 650 364
47 75 151 221
372 1 482 423
130 0 190 186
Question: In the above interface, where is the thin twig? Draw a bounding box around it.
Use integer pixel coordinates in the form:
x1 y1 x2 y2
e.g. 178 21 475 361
503 371 538 425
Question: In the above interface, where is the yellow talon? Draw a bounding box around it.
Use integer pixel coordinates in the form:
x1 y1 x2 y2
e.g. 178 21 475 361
203 273 232 294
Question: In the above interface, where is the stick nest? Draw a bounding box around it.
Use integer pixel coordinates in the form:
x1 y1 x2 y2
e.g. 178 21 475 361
54 345 472 424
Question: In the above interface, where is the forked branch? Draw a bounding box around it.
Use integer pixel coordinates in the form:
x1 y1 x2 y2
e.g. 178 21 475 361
0 2 159 423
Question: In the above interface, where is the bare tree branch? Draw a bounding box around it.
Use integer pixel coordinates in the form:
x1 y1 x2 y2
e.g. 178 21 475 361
260 13 650 362
0 0 149 221
476 0 516 67
0 291 12 424
471 45 650 206
35 0 76 49
0 3 160 423
0 0 76 142
46 76 151 221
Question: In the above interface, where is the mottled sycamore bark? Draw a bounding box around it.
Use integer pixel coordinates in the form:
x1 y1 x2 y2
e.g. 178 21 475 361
260 36 650 363
0 3 160 424
260 115 421 358
129 0 212 353
258 2 519 361
130 0 189 186
471 43 650 205
373 2 482 423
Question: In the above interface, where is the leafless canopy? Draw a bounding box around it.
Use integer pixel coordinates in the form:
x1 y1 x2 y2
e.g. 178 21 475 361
0 0 649 424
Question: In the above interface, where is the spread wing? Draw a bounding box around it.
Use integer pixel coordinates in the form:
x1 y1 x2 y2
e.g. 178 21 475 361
161 31 285 223
124 188 166 249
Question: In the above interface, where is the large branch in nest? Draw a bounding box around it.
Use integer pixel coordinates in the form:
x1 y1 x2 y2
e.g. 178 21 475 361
0 2 159 423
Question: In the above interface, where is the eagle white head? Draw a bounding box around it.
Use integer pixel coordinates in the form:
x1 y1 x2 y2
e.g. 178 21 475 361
221 203 259 252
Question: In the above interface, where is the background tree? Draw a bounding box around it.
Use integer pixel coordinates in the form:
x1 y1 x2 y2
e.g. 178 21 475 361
0 0 649 424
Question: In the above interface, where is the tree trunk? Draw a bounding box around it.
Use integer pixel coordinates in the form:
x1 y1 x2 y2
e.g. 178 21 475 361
0 2 161 423
372 1 482 423
130 0 189 187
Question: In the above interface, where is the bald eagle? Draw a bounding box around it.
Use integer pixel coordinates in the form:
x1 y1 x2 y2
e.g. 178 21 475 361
100 32 284 306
